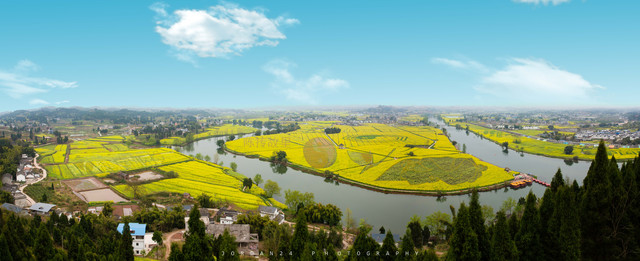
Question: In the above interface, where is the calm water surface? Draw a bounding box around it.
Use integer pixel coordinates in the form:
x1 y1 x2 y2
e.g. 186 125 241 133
173 118 592 234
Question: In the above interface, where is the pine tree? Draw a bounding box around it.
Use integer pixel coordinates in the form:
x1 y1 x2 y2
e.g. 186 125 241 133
291 210 309 256
447 204 480 261
400 228 416 260
120 223 134 261
168 243 184 261
555 186 581 261
581 141 614 260
407 220 423 247
538 189 559 260
35 224 54 260
516 192 540 261
218 229 239 261
469 189 490 261
380 230 398 261
489 211 517 261
0 234 14 261
550 168 565 193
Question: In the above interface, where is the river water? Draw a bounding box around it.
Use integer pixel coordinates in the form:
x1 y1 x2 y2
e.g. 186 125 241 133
172 118 592 234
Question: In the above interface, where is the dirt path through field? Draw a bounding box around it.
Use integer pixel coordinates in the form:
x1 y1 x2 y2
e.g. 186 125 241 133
163 229 185 259
19 154 48 206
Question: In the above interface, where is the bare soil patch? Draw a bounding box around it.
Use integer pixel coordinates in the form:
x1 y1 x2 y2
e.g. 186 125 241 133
129 171 164 181
79 188 128 202
63 177 108 192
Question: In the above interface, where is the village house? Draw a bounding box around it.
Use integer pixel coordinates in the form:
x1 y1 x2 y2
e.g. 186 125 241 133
370 233 400 246
1 203 28 216
258 205 285 224
206 224 259 256
217 207 241 224
29 202 56 215
117 223 147 256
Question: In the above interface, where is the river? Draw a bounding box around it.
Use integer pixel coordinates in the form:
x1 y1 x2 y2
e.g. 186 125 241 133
172 118 592 234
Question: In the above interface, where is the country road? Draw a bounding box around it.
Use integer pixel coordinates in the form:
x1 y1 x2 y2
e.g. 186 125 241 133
18 153 48 206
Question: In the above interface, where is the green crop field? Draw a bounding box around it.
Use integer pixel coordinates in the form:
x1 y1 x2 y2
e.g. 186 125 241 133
226 122 512 192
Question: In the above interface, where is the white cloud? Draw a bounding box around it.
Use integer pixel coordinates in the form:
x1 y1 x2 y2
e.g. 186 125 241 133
513 0 571 6
0 60 78 99
55 100 70 105
475 58 603 104
264 60 349 104
29 99 49 106
151 3 298 60
431 58 487 72
15 59 39 72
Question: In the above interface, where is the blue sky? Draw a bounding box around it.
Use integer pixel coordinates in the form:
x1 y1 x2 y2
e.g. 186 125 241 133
1 0 639 112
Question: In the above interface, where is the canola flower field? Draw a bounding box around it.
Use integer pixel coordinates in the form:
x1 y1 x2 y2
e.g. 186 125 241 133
113 160 283 210
160 124 256 145
36 135 281 210
226 122 513 192
449 121 640 160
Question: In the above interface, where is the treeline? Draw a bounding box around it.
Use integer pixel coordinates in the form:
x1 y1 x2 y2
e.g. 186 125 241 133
446 141 640 261
261 122 300 135
324 127 341 134
168 204 239 261
0 210 136 260
126 206 186 232
235 210 344 261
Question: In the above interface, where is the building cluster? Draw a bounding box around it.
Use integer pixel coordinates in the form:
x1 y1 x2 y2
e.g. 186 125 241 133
575 129 640 142
2 154 38 207
183 205 285 257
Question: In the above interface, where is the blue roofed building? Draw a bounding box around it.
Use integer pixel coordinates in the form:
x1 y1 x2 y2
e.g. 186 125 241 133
370 233 401 246
117 223 147 255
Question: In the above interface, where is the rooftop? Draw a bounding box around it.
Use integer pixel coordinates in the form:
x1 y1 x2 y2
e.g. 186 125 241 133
28 203 56 213
370 233 401 244
117 223 147 236
1 203 23 214
258 205 278 214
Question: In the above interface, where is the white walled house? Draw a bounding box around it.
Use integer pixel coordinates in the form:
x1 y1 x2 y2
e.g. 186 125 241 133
117 223 147 255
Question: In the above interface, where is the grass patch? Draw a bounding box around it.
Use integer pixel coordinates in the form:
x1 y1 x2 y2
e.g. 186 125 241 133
377 157 487 185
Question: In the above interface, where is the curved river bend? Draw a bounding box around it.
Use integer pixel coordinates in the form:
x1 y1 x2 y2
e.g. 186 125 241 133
173 118 592 234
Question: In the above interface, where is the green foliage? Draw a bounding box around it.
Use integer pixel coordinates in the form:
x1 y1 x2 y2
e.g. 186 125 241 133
380 230 398 260
304 202 342 226
254 174 263 186
284 189 315 211
447 203 480 261
377 157 487 185
152 230 163 246
516 192 540 261
490 211 518 261
264 180 281 198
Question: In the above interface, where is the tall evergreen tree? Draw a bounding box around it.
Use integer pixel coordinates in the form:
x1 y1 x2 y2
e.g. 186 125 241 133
447 204 480 261
119 223 134 261
291 210 309 256
380 230 398 261
538 189 559 260
489 211 517 261
168 243 184 261
469 189 490 261
400 228 416 260
550 168 565 193
581 141 614 260
554 186 581 261
407 220 423 247
516 192 540 261
217 229 239 261
0 234 14 261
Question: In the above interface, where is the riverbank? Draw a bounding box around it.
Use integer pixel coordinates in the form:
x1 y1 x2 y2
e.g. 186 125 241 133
444 120 638 162
224 145 513 196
